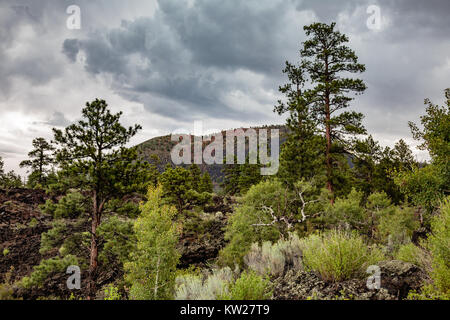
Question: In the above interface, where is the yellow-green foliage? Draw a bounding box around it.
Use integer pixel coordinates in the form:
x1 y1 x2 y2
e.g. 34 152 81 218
124 185 180 300
427 198 450 296
395 242 431 271
103 285 121 300
300 230 385 282
220 271 272 300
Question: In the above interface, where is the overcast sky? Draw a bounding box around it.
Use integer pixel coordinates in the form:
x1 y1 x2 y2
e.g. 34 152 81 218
1 0 449 175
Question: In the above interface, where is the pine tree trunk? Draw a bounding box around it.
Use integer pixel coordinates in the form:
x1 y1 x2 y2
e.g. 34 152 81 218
325 57 334 203
87 191 100 300
325 107 333 195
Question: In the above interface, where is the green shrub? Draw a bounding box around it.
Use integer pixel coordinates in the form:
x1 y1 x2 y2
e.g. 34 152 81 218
40 192 88 219
0 267 17 300
98 216 135 266
54 192 88 218
21 255 78 288
427 198 450 295
104 285 122 300
97 216 136 264
324 188 366 230
28 218 38 228
39 220 67 255
220 271 272 300
106 199 141 218
219 180 294 267
395 242 431 271
378 206 420 252
299 230 385 282
116 201 141 218
39 199 57 216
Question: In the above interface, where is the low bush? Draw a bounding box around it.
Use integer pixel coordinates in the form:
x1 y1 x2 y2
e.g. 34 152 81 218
244 233 303 277
175 268 234 300
395 242 431 271
0 267 17 300
21 255 78 288
299 230 385 282
103 285 122 300
220 271 272 300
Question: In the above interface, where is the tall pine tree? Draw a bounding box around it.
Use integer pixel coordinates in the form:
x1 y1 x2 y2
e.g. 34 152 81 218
277 22 367 198
53 99 151 299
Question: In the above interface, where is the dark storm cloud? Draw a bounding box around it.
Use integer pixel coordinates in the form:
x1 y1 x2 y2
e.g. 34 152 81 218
61 0 311 121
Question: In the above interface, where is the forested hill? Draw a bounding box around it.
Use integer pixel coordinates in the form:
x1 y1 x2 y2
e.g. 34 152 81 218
136 125 289 184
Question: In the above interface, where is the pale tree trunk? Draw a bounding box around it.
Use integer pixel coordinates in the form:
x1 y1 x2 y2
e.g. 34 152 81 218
154 255 161 299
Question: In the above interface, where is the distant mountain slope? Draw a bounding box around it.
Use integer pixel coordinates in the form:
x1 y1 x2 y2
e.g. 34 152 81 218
136 125 289 184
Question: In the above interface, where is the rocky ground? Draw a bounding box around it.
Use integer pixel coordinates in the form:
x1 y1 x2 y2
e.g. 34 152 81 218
272 260 426 300
1 189 428 300
0 189 54 283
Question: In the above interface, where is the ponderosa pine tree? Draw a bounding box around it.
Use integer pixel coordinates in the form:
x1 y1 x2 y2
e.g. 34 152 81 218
52 99 151 299
20 137 54 186
274 61 324 186
277 22 367 197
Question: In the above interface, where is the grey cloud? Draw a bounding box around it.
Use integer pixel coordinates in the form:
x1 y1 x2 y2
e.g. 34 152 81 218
59 0 320 123
44 111 71 127
62 39 80 62
0 143 26 157
56 0 450 128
